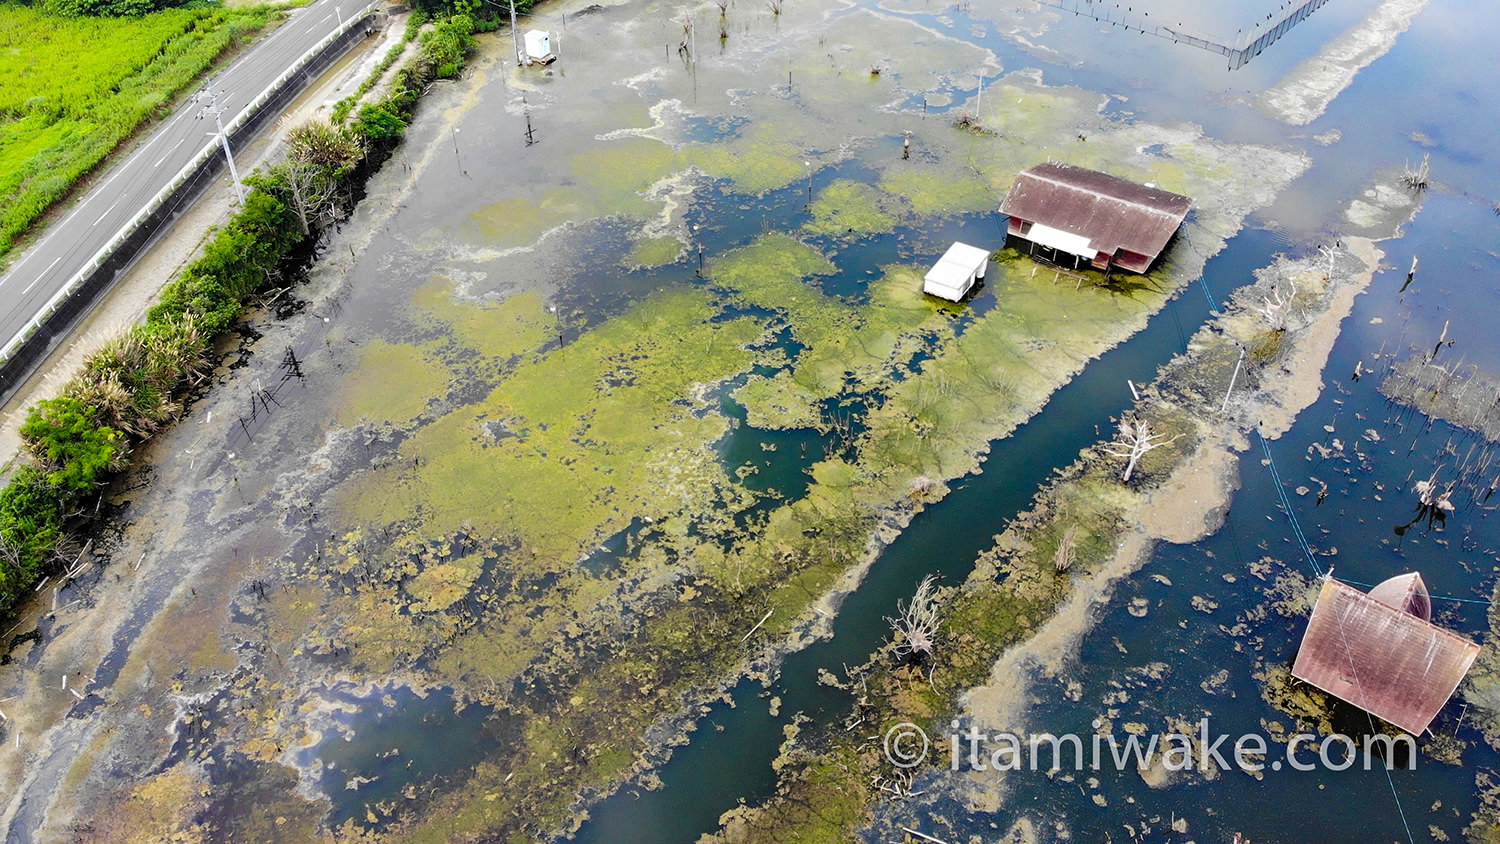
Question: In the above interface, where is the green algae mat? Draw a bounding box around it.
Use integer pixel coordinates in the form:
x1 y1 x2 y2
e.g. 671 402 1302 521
4 0 1312 840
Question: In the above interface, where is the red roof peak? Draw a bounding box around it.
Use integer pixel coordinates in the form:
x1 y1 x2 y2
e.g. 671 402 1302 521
1368 572 1432 621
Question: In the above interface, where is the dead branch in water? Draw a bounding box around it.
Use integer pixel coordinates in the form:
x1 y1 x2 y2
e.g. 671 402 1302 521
1401 153 1431 191
887 575 940 667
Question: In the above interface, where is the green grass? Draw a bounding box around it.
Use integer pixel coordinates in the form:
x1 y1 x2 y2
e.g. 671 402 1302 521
0 1 278 261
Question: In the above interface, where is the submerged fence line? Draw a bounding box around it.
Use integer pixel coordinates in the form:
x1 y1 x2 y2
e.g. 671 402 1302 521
1040 0 1334 69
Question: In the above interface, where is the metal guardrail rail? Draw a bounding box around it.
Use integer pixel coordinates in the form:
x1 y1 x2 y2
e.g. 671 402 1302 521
0 4 378 397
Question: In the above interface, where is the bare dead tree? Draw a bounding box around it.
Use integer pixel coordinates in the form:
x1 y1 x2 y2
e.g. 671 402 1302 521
1401 153 1431 191
887 574 940 668
1252 279 1296 331
677 14 694 62
1102 414 1179 483
1415 470 1455 514
874 770 924 799
274 157 342 236
1427 319 1454 363
907 474 937 500
0 531 23 576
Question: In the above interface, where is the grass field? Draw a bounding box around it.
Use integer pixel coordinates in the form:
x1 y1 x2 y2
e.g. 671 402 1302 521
0 1 278 262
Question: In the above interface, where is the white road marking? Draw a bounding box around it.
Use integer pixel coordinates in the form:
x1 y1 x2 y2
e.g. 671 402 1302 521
93 201 119 227
154 137 188 167
3 11 340 337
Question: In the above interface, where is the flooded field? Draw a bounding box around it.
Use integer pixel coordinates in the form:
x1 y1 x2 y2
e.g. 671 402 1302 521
3 0 1500 841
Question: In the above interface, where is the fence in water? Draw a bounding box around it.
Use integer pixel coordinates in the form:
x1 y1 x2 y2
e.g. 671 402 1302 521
1041 0 1334 69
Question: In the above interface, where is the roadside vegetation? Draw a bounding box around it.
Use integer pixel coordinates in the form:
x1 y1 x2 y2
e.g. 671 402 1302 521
0 7 477 617
0 0 278 261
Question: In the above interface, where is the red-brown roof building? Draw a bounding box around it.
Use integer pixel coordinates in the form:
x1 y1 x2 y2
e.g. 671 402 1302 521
1291 573 1479 735
998 163 1191 274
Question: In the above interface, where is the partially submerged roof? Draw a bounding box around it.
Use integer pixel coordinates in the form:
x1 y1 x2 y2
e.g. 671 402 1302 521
1291 574 1479 735
999 162 1191 268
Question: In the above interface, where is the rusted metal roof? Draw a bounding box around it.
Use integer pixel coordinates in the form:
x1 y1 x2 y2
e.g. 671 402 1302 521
1291 575 1479 735
999 163 1191 267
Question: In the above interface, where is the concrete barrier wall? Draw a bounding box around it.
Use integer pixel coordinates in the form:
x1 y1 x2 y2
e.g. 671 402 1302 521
0 9 379 406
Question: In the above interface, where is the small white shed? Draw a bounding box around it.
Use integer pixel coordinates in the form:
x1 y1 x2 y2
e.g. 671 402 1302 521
523 29 555 63
923 242 991 302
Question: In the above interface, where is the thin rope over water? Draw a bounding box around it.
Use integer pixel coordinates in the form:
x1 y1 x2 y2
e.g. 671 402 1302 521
1257 430 1322 577
1339 578 1495 606
1323 570 1418 844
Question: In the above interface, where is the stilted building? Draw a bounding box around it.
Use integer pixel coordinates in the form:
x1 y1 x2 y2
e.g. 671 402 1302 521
1291 572 1479 735
999 163 1191 274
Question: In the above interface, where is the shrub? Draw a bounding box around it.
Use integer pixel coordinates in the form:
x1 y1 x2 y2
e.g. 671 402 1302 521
0 467 69 605
287 120 365 177
20 397 129 495
355 98 410 143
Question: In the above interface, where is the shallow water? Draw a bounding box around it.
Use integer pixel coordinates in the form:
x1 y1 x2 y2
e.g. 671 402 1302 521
4 0 1499 841
564 1 1500 842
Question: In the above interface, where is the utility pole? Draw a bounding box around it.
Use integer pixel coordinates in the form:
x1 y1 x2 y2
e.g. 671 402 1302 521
195 82 244 205
510 0 522 64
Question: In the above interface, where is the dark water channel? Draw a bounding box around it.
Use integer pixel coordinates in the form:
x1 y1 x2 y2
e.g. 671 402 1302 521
562 0 1500 841
566 221 1281 842
256 0 1500 839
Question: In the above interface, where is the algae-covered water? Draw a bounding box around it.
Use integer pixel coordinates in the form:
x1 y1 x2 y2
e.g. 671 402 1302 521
3 0 1500 841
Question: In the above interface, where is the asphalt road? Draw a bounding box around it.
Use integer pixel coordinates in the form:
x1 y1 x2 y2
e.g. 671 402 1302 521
0 0 371 365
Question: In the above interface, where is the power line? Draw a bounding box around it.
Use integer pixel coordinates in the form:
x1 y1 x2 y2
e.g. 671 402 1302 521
1324 570 1417 844
1257 430 1321 577
1338 578 1494 607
